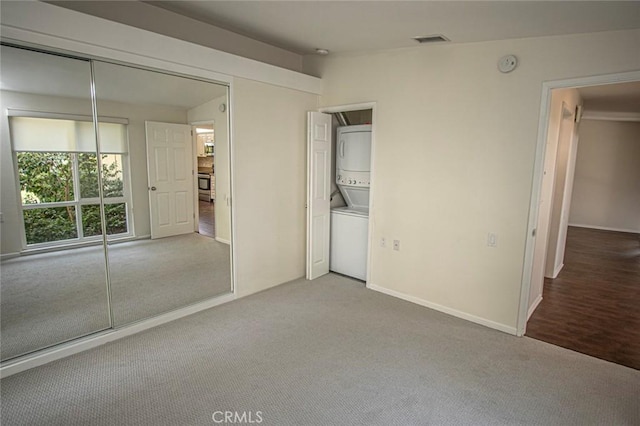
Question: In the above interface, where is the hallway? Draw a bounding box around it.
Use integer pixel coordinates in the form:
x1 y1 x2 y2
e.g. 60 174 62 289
198 200 215 238
526 226 640 370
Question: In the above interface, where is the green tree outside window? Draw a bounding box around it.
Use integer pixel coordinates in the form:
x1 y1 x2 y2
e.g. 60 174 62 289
17 152 128 245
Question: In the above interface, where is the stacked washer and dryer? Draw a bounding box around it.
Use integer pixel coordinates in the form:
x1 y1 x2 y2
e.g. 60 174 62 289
330 124 372 281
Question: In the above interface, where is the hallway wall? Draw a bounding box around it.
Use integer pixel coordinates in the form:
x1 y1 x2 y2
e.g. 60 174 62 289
569 120 640 233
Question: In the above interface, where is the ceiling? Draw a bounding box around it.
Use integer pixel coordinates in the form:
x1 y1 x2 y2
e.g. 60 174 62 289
4 3 639 112
148 1 640 55
145 1 640 112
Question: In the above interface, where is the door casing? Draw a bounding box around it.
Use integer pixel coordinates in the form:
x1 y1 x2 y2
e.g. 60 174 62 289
517 70 640 336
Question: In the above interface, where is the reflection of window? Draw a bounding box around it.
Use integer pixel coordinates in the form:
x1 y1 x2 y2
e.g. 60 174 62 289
10 114 131 247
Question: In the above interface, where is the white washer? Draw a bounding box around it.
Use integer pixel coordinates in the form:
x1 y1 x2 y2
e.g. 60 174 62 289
330 207 369 281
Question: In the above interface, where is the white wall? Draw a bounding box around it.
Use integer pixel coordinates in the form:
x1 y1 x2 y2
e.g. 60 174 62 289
569 120 640 233
528 88 581 315
188 95 232 243
233 77 318 297
0 91 188 255
305 29 640 332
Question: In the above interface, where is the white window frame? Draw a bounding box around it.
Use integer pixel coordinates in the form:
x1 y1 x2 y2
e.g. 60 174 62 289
9 110 134 251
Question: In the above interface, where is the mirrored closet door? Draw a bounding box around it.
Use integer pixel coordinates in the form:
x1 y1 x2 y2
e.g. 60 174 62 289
0 45 111 360
0 44 233 362
92 61 232 326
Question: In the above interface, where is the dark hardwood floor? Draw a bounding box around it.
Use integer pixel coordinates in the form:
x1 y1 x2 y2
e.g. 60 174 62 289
198 200 215 238
526 226 640 370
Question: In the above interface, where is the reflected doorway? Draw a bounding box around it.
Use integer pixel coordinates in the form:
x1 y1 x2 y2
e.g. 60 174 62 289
194 123 216 239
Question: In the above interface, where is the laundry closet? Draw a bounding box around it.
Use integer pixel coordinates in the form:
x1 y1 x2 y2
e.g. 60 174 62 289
306 108 373 282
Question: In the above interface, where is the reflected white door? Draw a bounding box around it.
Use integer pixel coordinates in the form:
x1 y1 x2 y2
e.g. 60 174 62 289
306 112 332 280
145 121 194 239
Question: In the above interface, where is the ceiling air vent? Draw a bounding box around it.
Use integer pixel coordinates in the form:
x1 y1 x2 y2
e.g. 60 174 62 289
413 35 449 44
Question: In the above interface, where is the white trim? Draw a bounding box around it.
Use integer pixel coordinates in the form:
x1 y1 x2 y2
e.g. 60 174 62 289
527 294 543 320
581 110 640 122
0 252 20 260
319 102 377 114
227 84 237 296
369 283 518 335
550 263 564 279
517 70 640 337
112 233 151 243
215 237 231 245
0 292 236 378
0 1 321 95
318 101 377 285
193 126 200 233
190 119 215 233
568 223 640 234
191 120 216 126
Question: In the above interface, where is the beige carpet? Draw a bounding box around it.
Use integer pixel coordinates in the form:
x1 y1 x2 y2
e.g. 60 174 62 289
1 274 638 425
0 233 231 360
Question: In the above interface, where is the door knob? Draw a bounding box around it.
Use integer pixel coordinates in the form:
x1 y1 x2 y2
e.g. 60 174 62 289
150 186 157 191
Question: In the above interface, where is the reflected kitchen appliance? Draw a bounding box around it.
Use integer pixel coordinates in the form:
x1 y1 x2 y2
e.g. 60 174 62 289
198 173 212 201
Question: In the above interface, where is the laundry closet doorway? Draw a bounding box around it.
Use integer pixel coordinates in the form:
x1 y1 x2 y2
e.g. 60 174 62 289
306 103 376 284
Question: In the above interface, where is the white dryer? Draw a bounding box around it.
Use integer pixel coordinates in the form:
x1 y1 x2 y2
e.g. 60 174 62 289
336 124 372 207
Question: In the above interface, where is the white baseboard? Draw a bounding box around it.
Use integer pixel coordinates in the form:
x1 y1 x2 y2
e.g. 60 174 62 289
550 263 564 279
527 294 543 320
3 235 153 260
215 237 230 245
0 252 20 260
0 292 236 378
367 283 517 335
569 223 640 234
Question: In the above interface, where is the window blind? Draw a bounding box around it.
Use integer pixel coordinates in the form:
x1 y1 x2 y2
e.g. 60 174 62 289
10 116 128 154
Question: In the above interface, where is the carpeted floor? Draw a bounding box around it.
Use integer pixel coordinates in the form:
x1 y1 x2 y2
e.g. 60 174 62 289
0 233 231 361
1 274 638 425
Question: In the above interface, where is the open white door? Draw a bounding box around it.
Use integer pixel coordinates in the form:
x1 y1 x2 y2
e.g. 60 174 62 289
306 112 332 280
146 121 194 239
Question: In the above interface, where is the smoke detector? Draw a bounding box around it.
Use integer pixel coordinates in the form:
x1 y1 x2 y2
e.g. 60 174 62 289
315 48 330 55
413 35 450 44
498 55 518 73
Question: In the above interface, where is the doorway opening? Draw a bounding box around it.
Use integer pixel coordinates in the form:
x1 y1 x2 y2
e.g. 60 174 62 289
306 103 376 284
522 77 640 369
193 122 216 239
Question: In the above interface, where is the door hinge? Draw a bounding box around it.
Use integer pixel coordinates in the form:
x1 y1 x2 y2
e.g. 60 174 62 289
532 228 537 237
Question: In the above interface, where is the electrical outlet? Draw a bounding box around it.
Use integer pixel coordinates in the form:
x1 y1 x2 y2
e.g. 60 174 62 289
381 237 386 248
487 232 497 247
393 240 400 251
